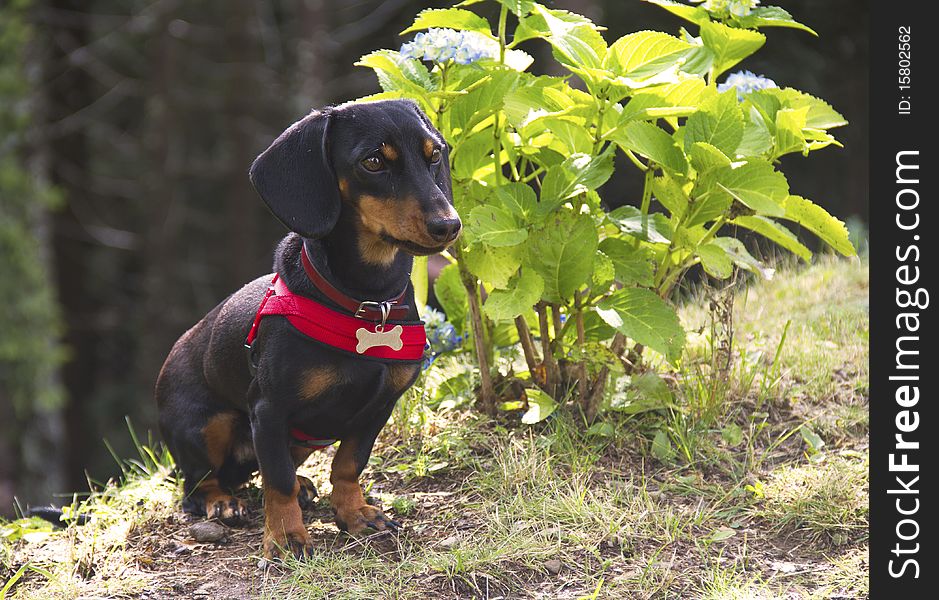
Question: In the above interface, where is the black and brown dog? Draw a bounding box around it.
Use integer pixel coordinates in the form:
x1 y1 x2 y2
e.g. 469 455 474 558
155 99 460 559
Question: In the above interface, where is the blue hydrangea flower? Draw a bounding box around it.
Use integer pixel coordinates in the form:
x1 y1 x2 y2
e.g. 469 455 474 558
400 28 494 65
421 307 463 369
717 70 777 100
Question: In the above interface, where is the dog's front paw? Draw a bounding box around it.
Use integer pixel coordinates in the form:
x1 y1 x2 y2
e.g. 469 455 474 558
335 503 400 535
263 525 314 560
207 496 250 526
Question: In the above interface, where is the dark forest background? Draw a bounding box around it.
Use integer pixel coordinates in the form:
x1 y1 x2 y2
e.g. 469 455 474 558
0 0 868 516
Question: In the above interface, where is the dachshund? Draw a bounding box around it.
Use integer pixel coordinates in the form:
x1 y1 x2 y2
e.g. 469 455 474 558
155 99 460 559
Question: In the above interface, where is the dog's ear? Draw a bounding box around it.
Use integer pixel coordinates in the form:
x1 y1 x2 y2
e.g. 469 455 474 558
407 101 454 203
249 109 339 239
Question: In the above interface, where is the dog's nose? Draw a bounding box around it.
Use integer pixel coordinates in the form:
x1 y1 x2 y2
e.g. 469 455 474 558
427 218 462 243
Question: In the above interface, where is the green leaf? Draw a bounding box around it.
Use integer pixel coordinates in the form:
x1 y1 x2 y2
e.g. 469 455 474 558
483 269 544 322
435 372 473 405
496 182 538 218
712 237 774 279
591 250 616 292
411 255 428 310
721 423 744 446
799 425 826 454
688 141 732 174
621 78 712 122
586 422 616 438
735 6 817 35
607 206 672 244
433 263 468 331
540 152 615 213
605 31 692 79
598 238 655 286
452 130 495 180
617 371 674 413
595 288 685 362
651 174 690 219
652 429 674 461
696 242 734 279
779 195 856 256
706 527 737 543
712 159 789 217
449 70 519 133
519 6 607 70
761 88 848 130
459 0 535 18
463 242 522 288
773 107 809 157
528 215 598 303
401 8 494 36
468 205 527 247
642 0 709 24
522 388 559 424
609 121 687 174
356 50 435 101
699 20 765 78
683 88 744 157
736 107 774 157
732 215 812 261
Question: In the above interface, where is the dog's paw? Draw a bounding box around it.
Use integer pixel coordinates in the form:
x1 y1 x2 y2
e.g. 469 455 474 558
297 476 318 511
335 504 400 535
263 527 314 560
206 495 250 526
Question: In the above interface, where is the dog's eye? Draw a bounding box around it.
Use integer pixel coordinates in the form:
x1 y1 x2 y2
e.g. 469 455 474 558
361 156 385 172
430 148 442 164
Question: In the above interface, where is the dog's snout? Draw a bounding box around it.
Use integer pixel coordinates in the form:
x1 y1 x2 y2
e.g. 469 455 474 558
426 217 462 243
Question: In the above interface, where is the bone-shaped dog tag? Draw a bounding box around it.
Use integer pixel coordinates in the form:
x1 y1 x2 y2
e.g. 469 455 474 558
355 325 404 354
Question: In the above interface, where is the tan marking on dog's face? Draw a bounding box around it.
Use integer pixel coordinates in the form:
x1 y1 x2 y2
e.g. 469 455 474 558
357 229 399 266
300 366 340 400
389 363 420 393
422 138 435 159
380 143 398 162
202 412 237 468
338 177 350 200
356 194 455 257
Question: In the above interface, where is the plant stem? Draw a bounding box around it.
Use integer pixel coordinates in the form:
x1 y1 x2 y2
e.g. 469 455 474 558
455 244 496 414
574 292 589 415
514 314 541 383
639 168 654 217
498 5 508 64
591 89 609 155
537 301 559 396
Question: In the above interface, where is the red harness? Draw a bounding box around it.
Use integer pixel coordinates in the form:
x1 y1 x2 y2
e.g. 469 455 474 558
245 275 426 362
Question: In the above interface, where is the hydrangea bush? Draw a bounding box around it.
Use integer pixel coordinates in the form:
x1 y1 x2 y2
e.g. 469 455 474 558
357 0 854 420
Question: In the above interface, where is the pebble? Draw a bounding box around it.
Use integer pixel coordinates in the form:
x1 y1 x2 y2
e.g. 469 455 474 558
189 521 228 543
545 559 563 575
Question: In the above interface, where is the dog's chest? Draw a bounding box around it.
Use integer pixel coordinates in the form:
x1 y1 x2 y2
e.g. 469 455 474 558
289 359 420 433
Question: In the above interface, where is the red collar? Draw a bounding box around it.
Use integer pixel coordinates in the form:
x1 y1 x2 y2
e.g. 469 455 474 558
245 275 426 362
300 243 411 321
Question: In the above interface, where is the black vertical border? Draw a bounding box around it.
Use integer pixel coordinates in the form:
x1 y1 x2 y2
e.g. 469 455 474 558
869 0 933 594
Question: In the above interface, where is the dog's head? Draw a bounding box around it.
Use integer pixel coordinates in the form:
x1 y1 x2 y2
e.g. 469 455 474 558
249 99 461 261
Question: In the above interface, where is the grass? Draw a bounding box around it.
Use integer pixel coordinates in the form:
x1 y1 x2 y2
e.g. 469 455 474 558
2 255 869 599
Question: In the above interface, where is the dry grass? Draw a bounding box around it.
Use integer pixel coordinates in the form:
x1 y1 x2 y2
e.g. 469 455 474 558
3 256 869 599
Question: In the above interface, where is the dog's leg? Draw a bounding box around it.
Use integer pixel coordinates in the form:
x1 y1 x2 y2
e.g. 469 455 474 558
252 399 313 559
162 405 250 525
330 434 400 534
